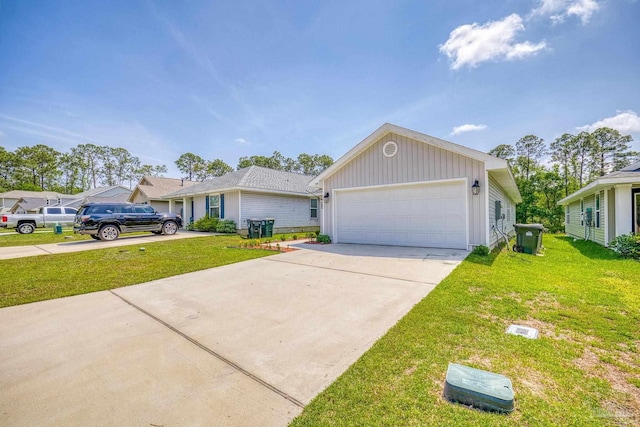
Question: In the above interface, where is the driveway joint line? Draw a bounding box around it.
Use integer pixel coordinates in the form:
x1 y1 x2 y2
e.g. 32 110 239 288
108 290 305 409
33 245 53 254
266 257 441 285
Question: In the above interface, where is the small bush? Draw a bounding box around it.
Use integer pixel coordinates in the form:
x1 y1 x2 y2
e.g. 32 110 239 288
215 220 237 233
609 233 640 259
472 245 490 256
316 234 331 244
280 234 287 241
292 234 298 240
193 215 219 232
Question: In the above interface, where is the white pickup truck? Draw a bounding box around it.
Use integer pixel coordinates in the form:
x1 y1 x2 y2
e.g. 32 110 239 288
0 206 78 234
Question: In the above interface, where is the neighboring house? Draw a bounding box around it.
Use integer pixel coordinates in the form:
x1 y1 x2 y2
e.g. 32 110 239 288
3 186 132 213
163 166 321 234
62 186 133 209
311 123 521 250
128 176 197 213
0 190 75 213
558 160 640 246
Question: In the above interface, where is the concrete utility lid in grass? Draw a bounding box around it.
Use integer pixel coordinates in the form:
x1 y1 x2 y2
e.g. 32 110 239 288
506 324 539 339
443 363 515 413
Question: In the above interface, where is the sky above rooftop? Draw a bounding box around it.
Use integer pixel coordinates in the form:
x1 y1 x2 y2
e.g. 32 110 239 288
1 0 639 177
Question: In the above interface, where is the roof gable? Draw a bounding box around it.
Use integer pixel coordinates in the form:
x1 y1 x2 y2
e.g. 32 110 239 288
312 123 520 202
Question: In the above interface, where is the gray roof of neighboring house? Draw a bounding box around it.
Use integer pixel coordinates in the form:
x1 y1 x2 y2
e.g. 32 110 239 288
73 185 131 198
0 190 73 200
164 166 320 198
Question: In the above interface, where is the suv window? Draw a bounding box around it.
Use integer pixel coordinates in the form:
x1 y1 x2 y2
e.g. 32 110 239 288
134 205 155 214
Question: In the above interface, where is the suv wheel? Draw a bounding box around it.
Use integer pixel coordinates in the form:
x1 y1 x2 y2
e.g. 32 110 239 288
17 223 35 234
98 225 120 241
162 221 178 235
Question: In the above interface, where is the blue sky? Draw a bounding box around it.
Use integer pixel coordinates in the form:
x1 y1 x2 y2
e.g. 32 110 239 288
1 0 639 177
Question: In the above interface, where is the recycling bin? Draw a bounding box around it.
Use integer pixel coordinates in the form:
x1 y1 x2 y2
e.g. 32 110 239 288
53 224 63 234
261 218 275 238
247 219 262 238
513 224 543 254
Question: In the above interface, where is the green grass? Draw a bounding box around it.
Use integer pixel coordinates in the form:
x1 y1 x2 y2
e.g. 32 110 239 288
0 228 93 246
291 235 640 426
0 235 274 307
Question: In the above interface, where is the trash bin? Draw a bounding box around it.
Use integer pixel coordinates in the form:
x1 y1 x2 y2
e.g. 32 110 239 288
53 223 63 234
247 219 262 239
513 224 543 254
261 218 275 238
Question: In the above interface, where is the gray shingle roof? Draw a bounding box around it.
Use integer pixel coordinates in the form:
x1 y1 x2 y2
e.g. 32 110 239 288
164 166 320 198
134 176 198 199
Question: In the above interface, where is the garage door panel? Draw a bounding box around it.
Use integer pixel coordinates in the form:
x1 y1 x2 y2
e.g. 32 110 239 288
335 181 468 249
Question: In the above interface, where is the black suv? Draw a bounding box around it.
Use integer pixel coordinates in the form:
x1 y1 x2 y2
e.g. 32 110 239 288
74 203 183 241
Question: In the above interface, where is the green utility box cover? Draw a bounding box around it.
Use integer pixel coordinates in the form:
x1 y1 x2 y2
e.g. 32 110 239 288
513 223 544 255
443 363 514 413
53 224 63 234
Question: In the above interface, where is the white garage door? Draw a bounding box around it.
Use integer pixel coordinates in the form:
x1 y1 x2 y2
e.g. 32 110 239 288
334 180 467 249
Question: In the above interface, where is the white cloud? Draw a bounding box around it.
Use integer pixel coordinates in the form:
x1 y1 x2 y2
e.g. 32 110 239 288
439 14 546 70
451 124 488 135
576 110 640 133
531 0 600 25
235 137 250 145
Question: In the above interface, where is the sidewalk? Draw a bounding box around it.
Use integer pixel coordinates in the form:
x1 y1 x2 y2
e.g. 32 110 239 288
0 231 205 260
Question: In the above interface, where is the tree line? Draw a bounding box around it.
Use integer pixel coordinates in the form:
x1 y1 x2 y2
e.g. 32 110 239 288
489 127 637 231
0 142 334 194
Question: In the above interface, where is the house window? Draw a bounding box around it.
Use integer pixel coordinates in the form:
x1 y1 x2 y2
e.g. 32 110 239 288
310 198 318 219
209 195 220 219
565 206 570 224
595 193 600 228
580 199 584 226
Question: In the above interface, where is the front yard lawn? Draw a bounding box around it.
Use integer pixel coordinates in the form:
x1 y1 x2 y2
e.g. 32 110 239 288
292 235 640 426
0 235 274 308
0 229 92 246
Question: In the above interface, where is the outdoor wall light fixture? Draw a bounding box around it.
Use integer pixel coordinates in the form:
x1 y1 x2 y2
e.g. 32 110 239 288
324 192 330 199
472 180 480 196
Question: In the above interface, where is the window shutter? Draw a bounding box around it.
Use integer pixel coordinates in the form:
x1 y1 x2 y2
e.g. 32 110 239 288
205 196 210 215
220 194 225 219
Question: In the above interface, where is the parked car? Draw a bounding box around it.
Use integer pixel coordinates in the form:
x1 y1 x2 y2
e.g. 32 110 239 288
74 203 183 241
0 206 78 234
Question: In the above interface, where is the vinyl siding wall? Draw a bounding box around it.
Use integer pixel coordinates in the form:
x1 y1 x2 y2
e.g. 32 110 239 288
322 132 487 247
239 192 320 230
488 174 517 248
564 191 605 245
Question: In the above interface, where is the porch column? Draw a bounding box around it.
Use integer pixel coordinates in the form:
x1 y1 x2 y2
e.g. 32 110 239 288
182 197 188 223
614 184 632 237
168 199 174 213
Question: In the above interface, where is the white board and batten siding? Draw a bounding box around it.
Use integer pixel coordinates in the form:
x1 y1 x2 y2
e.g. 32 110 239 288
565 191 606 245
239 192 319 229
323 132 486 249
488 174 516 247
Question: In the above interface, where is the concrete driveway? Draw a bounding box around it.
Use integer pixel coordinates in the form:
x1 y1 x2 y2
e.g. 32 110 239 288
0 243 468 426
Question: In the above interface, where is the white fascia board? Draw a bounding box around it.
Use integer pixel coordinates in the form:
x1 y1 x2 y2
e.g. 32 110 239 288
558 176 640 205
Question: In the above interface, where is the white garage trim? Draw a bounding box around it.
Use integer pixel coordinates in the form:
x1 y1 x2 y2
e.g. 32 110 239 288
332 178 469 249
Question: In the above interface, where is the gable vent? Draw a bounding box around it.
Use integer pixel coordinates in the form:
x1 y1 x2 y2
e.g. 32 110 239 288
383 141 398 158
